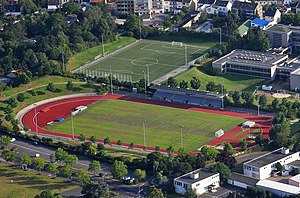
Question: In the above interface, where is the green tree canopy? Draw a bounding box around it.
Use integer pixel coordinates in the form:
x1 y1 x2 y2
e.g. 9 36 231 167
111 160 128 180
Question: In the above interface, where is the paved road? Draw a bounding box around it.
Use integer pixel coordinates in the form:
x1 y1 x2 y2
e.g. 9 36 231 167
3 133 146 197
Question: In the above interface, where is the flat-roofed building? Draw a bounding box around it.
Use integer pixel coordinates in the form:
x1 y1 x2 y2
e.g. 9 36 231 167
212 49 288 80
174 169 220 196
243 147 300 180
256 180 300 197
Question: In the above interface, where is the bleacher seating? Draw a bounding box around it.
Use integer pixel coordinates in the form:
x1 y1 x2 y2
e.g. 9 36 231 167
151 85 223 109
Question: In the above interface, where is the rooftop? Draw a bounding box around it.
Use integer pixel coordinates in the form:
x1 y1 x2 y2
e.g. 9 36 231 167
265 8 278 17
289 174 300 183
230 173 259 186
288 160 300 167
251 18 270 28
232 1 258 11
257 180 300 194
198 0 215 5
215 0 229 7
174 169 219 184
244 148 298 168
213 49 288 68
265 24 300 33
291 68 300 76
238 19 251 36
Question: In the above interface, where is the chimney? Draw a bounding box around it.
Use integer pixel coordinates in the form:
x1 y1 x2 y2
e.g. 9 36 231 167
281 147 289 155
190 172 199 179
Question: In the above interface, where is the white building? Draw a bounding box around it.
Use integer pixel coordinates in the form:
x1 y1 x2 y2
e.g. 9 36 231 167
243 148 300 180
205 0 231 15
174 169 220 196
256 180 300 197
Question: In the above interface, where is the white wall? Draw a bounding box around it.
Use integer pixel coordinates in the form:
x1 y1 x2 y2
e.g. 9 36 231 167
174 173 220 196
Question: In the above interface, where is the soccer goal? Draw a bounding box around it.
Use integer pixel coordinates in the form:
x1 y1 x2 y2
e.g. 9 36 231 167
171 41 183 47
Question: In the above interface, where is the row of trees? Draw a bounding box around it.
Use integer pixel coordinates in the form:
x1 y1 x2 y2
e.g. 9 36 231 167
0 3 116 77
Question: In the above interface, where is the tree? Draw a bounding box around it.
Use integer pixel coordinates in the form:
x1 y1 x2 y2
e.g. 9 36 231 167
47 163 58 177
224 142 234 155
66 81 73 91
20 0 38 14
276 162 283 172
255 133 264 147
150 172 168 187
184 189 197 198
190 77 201 89
17 93 26 102
35 190 62 198
3 150 16 163
216 151 237 169
209 162 231 184
46 83 55 92
167 77 178 87
55 148 68 161
64 154 78 167
7 97 18 108
20 154 32 170
147 187 164 198
81 181 109 198
79 134 86 141
232 91 241 105
206 81 217 92
0 135 11 148
90 136 97 143
241 91 254 106
59 165 72 178
240 139 248 151
33 157 46 172
272 98 279 110
104 137 111 144
76 168 90 186
269 120 290 147
62 2 81 14
201 146 219 161
258 95 267 109
88 160 101 176
134 169 146 182
110 160 128 180
179 80 189 89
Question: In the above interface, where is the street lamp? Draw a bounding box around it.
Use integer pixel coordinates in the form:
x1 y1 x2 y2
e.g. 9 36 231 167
218 28 222 45
71 110 75 140
33 104 38 135
180 125 184 149
143 120 146 148
142 71 147 96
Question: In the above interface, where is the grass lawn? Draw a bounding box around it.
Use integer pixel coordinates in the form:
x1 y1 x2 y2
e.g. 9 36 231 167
1 76 80 99
148 34 219 48
80 40 207 82
0 163 77 198
67 37 136 71
46 100 244 151
0 84 95 118
176 59 268 92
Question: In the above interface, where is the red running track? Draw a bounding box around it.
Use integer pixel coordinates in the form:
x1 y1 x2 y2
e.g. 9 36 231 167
21 94 273 152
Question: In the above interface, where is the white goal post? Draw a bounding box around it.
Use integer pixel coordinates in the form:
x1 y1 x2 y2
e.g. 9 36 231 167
171 41 183 47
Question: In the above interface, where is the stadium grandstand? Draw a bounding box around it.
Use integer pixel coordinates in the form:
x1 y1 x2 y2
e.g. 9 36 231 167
151 85 224 108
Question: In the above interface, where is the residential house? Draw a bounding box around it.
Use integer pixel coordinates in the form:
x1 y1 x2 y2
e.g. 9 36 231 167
197 0 215 11
232 1 263 19
174 12 199 31
174 169 220 196
48 0 70 12
264 8 281 24
163 0 198 14
116 0 152 17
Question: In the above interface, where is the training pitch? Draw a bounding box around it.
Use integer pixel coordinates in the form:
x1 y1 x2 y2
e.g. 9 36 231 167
45 100 244 151
80 40 207 82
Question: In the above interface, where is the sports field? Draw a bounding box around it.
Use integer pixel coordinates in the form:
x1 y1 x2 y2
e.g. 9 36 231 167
81 40 207 82
45 100 244 151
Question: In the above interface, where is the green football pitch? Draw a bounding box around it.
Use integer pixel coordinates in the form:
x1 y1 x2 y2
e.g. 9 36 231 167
80 40 207 82
45 100 244 151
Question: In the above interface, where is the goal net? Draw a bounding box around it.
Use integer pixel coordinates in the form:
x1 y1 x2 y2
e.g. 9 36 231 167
171 41 183 47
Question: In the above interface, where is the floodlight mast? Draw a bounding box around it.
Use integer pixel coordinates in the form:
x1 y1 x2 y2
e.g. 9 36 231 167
180 125 184 149
110 66 113 94
71 111 75 140
185 45 188 66
143 120 146 148
102 35 105 57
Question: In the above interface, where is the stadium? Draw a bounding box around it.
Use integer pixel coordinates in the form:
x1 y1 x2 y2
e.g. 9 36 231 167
19 91 273 153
